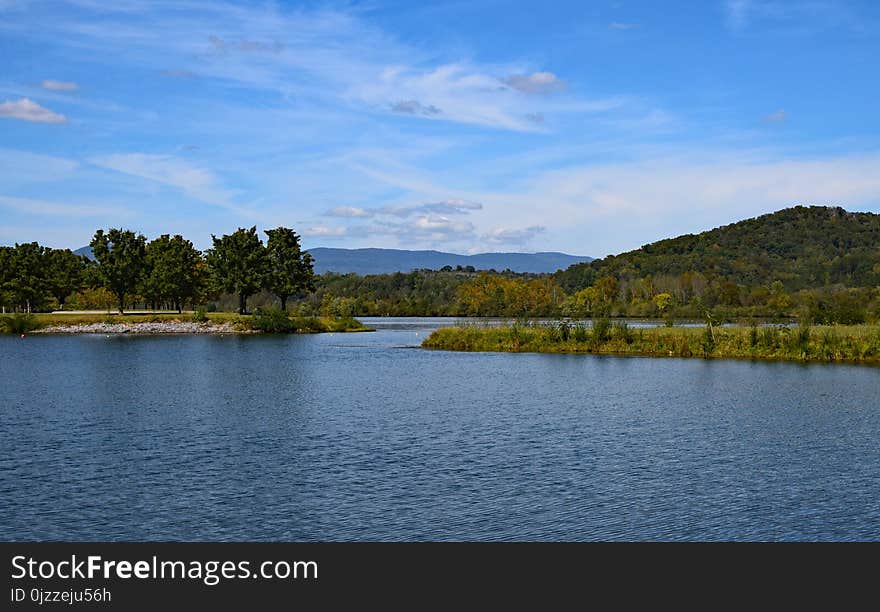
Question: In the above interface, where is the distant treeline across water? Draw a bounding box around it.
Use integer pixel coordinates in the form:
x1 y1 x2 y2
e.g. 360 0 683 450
3 205 880 324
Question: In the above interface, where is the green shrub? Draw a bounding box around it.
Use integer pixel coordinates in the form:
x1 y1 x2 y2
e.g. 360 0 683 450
250 308 294 333
1 313 41 334
572 322 589 343
592 317 611 344
612 321 632 343
558 320 571 341
290 316 328 332
192 307 208 323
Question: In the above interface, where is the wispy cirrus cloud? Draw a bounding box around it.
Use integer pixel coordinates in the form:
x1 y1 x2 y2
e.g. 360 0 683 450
2 3 630 134
41 79 78 91
325 199 481 219
0 97 66 123
88 152 258 217
0 194 127 218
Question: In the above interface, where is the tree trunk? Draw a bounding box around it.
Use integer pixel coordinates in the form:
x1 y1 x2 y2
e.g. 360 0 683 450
118 296 124 314
238 293 247 315
280 295 288 312
176 298 181 314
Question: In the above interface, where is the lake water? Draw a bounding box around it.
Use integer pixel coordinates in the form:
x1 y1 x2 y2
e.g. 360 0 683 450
2 317 879 541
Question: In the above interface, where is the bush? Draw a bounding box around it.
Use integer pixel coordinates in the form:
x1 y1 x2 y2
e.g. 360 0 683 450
592 317 611 344
291 316 327 332
612 321 632 343
572 322 589 343
250 308 294 333
192 307 208 323
1 313 41 334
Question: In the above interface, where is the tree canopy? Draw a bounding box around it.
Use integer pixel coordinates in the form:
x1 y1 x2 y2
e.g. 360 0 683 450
90 228 148 313
206 226 268 314
264 227 315 311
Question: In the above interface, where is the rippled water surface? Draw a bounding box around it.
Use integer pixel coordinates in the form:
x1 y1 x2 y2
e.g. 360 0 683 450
2 318 879 541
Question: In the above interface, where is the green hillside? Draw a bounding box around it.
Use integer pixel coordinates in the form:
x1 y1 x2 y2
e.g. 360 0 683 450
557 206 880 292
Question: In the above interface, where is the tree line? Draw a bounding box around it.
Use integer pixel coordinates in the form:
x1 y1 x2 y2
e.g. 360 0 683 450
4 205 879 324
0 226 314 315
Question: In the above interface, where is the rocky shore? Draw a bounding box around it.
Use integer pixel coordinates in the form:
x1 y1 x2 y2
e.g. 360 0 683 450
33 321 247 334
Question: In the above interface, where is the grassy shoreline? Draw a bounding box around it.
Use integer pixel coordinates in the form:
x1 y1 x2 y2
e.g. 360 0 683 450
2 312 372 334
422 322 880 365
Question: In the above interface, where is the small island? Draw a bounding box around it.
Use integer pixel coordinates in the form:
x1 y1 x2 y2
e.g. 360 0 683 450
422 321 880 365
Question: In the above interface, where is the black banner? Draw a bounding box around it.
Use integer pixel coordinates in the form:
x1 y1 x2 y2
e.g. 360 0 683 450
0 542 870 609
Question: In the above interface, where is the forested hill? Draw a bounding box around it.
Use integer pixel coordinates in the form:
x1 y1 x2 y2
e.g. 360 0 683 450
556 206 880 292
306 248 593 275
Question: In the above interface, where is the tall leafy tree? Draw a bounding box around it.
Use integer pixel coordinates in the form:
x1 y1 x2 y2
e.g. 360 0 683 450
0 246 15 311
143 234 206 313
8 242 49 312
206 226 267 314
264 227 315 311
90 228 148 313
46 248 88 310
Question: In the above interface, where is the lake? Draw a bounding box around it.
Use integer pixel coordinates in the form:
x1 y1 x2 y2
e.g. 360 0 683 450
2 317 879 541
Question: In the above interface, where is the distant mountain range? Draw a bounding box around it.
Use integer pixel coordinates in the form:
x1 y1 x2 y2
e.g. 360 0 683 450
73 244 593 274
306 248 593 275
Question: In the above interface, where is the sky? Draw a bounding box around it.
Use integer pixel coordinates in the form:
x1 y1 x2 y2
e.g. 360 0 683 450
1 0 880 257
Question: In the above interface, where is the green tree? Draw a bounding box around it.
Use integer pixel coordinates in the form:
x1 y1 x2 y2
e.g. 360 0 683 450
143 234 206 313
206 226 267 314
46 248 87 310
653 292 673 315
0 246 15 311
8 242 49 312
90 228 148 313
264 227 315 311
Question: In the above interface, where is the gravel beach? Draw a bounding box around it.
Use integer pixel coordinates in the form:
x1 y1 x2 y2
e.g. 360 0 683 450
33 321 247 334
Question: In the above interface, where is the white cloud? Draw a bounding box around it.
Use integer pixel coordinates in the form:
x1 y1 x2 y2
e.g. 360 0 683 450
41 79 78 91
503 72 565 95
0 98 66 123
469 151 880 256
325 206 371 218
4 3 628 133
483 225 546 246
88 152 255 216
0 194 125 217
609 22 638 30
324 199 482 219
303 224 349 237
0 148 79 184
306 213 476 246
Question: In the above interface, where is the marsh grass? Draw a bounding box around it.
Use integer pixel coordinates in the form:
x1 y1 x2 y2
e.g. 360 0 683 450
422 322 880 364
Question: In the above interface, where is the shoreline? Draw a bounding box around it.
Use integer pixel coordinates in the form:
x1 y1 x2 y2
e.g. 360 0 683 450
14 314 374 335
32 321 249 334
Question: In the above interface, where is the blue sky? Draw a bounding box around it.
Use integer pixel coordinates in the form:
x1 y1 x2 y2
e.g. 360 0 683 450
2 0 879 257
